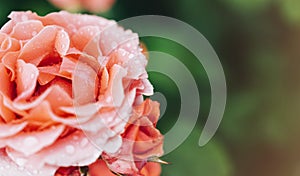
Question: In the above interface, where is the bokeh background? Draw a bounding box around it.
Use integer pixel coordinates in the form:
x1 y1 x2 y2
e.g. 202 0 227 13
1 0 300 176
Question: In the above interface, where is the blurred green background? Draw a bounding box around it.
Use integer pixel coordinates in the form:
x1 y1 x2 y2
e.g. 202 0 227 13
1 0 300 176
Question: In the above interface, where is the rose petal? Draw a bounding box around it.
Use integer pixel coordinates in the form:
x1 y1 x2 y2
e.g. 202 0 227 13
59 57 76 79
105 65 126 107
3 125 65 156
100 24 139 56
72 26 101 56
39 12 114 40
10 20 44 40
38 72 57 85
0 122 27 138
88 159 115 176
19 26 59 65
0 63 14 98
0 34 20 61
13 85 72 111
99 67 109 94
15 59 39 101
0 64 16 122
73 61 99 105
0 149 34 176
2 51 19 81
140 163 161 176
5 148 58 176
32 131 100 167
55 30 70 56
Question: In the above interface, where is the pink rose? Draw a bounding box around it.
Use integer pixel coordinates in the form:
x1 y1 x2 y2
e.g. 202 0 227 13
48 0 115 13
102 99 164 175
88 159 162 176
0 11 153 175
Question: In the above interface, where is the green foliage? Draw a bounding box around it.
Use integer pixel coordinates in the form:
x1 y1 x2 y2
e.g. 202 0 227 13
279 0 300 24
162 128 233 176
223 0 271 13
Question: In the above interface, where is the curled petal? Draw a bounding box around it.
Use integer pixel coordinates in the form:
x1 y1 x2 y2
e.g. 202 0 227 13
55 30 70 56
0 149 36 176
9 131 100 168
19 26 59 65
0 122 27 138
10 20 44 40
88 159 115 176
1 125 65 156
15 60 39 101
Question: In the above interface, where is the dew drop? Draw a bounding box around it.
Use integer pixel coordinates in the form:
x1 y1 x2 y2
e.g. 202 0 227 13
32 31 37 36
30 73 35 79
128 54 134 59
65 145 75 154
21 15 28 21
16 158 26 166
111 41 117 48
99 20 105 25
23 136 39 146
80 138 89 147
134 60 140 64
73 136 79 140
106 96 112 103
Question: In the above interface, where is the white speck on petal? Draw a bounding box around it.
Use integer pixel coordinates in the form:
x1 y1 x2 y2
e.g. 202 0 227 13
23 136 39 146
32 31 37 36
16 158 27 166
65 145 75 154
80 138 89 147
129 54 134 59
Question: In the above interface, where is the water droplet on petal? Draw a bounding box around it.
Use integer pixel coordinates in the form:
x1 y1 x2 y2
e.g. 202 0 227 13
32 31 37 36
65 145 75 154
21 15 28 21
106 96 112 103
23 136 39 146
16 158 27 166
111 41 117 48
129 54 134 59
80 138 89 147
